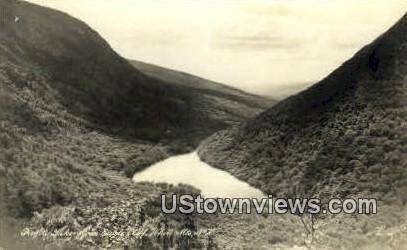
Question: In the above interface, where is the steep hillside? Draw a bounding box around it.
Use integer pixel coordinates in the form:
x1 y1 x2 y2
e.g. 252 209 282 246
0 0 273 215
199 13 407 202
0 0 272 151
0 1 272 248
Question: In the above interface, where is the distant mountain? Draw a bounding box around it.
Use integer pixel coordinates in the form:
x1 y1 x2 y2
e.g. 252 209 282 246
199 14 407 202
128 60 274 148
130 60 273 108
264 81 314 100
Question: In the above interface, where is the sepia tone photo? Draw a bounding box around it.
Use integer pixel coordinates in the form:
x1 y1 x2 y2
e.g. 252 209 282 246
0 0 406 249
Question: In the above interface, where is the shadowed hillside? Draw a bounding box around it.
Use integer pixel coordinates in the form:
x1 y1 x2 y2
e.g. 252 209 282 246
0 0 272 150
199 13 407 202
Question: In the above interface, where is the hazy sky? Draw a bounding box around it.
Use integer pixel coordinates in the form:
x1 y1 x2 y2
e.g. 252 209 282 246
28 0 407 98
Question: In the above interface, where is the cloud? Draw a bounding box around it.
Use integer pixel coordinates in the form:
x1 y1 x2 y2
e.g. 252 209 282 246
215 33 302 50
246 3 295 17
122 30 184 47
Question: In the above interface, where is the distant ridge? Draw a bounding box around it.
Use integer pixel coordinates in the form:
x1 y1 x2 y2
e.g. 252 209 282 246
130 59 274 108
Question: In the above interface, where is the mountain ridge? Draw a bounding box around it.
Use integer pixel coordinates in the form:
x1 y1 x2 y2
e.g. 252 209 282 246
199 13 407 201
248 13 406 130
129 59 274 108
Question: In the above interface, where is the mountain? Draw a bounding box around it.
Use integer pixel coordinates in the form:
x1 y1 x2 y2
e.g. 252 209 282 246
0 0 275 248
3 0 405 248
130 59 273 108
199 13 407 202
128 60 274 149
0 0 272 152
0 0 272 246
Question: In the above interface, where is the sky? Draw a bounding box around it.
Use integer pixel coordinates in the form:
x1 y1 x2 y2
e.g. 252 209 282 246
27 0 407 98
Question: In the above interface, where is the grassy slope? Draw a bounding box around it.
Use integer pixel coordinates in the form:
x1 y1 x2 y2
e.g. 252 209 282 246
198 13 407 249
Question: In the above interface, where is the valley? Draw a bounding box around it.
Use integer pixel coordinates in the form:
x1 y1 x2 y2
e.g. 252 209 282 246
0 0 406 249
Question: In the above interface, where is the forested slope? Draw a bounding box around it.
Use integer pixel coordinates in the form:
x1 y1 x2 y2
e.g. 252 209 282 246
199 13 407 202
